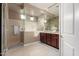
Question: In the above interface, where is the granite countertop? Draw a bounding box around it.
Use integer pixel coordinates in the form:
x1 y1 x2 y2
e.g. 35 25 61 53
39 31 59 34
23 30 59 34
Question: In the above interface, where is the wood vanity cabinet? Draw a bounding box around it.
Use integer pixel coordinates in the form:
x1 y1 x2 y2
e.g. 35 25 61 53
40 33 59 49
46 33 51 45
40 33 47 43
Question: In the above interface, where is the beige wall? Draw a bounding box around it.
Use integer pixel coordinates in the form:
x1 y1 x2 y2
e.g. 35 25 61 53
7 20 21 48
24 4 40 44
24 21 40 44
8 3 20 19
25 21 37 31
6 4 22 48
24 31 40 44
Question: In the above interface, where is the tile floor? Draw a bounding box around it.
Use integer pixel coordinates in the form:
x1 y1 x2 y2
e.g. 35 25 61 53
5 41 59 56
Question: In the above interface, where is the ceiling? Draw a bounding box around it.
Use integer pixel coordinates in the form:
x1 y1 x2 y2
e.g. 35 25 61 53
29 3 59 16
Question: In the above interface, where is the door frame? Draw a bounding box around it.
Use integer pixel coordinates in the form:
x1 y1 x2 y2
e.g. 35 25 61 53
59 3 62 56
1 3 8 56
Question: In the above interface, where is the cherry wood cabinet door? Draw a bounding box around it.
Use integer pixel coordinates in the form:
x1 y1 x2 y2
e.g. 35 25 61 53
51 34 59 48
46 34 51 45
50 37 57 48
40 33 47 43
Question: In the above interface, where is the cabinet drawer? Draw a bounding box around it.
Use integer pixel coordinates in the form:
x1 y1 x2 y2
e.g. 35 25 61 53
50 39 57 47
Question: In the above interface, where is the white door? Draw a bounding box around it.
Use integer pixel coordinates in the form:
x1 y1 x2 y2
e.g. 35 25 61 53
60 3 75 56
74 3 79 56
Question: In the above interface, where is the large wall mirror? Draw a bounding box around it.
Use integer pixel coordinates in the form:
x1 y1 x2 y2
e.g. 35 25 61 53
37 14 59 32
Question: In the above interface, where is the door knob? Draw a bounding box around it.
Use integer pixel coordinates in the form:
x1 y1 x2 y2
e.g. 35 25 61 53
60 35 64 38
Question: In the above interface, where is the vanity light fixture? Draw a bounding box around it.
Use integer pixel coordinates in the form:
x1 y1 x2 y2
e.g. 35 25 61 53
20 8 26 20
20 14 26 20
44 20 47 23
30 16 34 21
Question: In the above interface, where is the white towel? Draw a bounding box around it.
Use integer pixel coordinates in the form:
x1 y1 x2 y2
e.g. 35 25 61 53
14 25 19 35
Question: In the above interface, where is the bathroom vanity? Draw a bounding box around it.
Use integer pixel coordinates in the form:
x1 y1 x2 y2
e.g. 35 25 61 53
40 32 59 49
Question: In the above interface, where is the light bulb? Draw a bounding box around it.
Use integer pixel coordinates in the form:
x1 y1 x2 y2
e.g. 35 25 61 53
20 14 26 20
30 17 34 21
44 20 47 23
